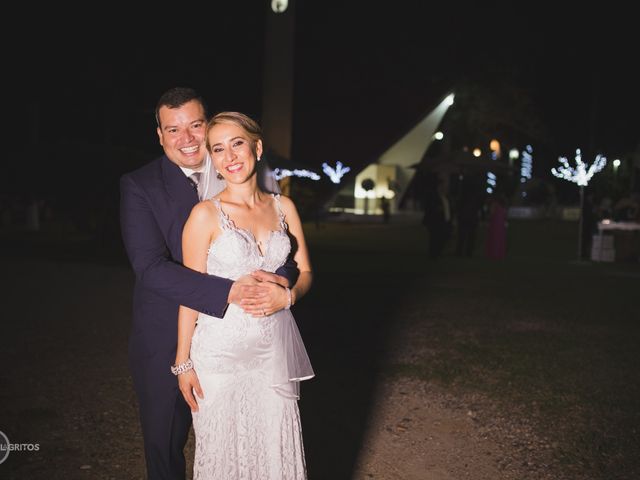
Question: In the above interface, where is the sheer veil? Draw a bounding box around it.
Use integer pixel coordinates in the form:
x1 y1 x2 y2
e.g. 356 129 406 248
200 152 226 200
257 158 281 194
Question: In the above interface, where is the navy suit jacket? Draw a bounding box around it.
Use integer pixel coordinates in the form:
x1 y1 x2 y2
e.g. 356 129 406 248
120 155 298 367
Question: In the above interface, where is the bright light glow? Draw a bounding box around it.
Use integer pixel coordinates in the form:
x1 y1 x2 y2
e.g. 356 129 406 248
473 148 481 157
489 139 501 159
433 131 444 140
509 148 519 160
354 185 396 199
613 159 621 169
520 144 533 183
322 161 351 184
272 168 321 181
445 93 455 106
486 169 497 192
551 149 607 186
271 0 288 13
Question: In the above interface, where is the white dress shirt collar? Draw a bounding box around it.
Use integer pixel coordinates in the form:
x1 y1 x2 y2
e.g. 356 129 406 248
179 166 204 177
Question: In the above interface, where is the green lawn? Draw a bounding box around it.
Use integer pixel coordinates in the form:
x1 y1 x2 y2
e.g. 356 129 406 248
304 218 640 479
1 216 637 478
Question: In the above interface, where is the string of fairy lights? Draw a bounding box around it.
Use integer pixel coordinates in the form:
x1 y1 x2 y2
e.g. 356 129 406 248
551 148 607 186
270 145 612 196
270 161 350 184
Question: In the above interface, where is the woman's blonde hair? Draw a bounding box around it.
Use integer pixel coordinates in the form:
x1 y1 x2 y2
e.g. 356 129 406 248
205 111 262 154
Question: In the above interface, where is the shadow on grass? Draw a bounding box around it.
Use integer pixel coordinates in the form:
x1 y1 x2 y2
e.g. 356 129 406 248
295 223 434 479
0 221 435 479
2 218 638 478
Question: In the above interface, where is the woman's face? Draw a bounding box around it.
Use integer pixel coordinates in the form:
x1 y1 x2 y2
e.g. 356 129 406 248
207 121 263 184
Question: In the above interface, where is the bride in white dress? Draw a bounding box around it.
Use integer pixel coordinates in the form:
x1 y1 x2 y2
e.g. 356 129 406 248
174 112 314 480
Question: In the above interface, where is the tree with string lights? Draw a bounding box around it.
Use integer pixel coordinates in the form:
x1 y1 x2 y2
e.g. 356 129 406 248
551 148 607 259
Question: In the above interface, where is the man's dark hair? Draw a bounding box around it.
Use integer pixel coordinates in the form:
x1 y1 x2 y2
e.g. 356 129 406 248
155 87 207 128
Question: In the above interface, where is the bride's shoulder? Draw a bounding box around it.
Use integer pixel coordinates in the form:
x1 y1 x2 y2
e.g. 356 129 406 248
274 194 298 213
272 193 292 207
189 198 219 222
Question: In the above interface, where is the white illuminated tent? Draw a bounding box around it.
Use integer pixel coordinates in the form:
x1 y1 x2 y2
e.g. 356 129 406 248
328 92 455 215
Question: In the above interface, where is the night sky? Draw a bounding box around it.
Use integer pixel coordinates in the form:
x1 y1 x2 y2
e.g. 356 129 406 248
7 2 639 187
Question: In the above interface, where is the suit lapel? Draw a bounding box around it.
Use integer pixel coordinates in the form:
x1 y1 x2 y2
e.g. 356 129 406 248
161 155 199 206
161 156 199 262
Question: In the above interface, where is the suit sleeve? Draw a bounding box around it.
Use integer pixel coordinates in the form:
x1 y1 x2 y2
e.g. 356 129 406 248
119 174 232 317
275 257 300 287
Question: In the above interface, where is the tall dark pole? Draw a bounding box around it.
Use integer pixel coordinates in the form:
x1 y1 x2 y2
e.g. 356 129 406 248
587 71 600 161
578 185 584 260
262 0 295 161
582 70 599 260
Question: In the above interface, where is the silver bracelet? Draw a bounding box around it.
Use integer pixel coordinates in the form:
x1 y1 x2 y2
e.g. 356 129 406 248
285 287 292 310
171 358 194 376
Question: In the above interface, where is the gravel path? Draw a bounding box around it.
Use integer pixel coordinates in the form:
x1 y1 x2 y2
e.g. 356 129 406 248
1 257 556 479
353 377 559 480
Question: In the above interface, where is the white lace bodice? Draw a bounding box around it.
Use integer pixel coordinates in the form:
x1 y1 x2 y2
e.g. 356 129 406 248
207 194 291 279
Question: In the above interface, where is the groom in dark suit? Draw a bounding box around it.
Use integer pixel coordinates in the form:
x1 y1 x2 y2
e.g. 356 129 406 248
120 87 298 479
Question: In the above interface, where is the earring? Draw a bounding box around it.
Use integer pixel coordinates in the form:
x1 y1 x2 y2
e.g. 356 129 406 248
215 170 223 180
257 156 261 162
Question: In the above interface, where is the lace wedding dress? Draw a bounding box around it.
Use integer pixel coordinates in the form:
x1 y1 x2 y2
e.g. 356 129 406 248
190 194 314 480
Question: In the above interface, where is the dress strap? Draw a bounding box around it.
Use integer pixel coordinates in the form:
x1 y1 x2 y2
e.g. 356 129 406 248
210 197 232 230
272 194 287 230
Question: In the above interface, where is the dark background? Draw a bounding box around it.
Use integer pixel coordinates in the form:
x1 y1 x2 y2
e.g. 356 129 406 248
4 2 639 217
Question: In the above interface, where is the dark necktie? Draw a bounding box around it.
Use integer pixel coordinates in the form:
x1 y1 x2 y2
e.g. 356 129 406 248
188 172 202 199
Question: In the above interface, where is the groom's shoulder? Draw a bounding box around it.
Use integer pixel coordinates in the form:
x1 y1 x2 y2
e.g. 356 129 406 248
121 155 165 186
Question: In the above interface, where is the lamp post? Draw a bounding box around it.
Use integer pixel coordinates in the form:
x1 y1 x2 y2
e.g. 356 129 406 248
551 149 607 260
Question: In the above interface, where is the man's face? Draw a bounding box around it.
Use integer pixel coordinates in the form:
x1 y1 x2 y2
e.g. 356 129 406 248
156 100 207 169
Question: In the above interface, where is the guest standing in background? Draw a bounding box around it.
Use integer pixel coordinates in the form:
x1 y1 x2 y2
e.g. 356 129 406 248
485 193 508 260
422 178 452 258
